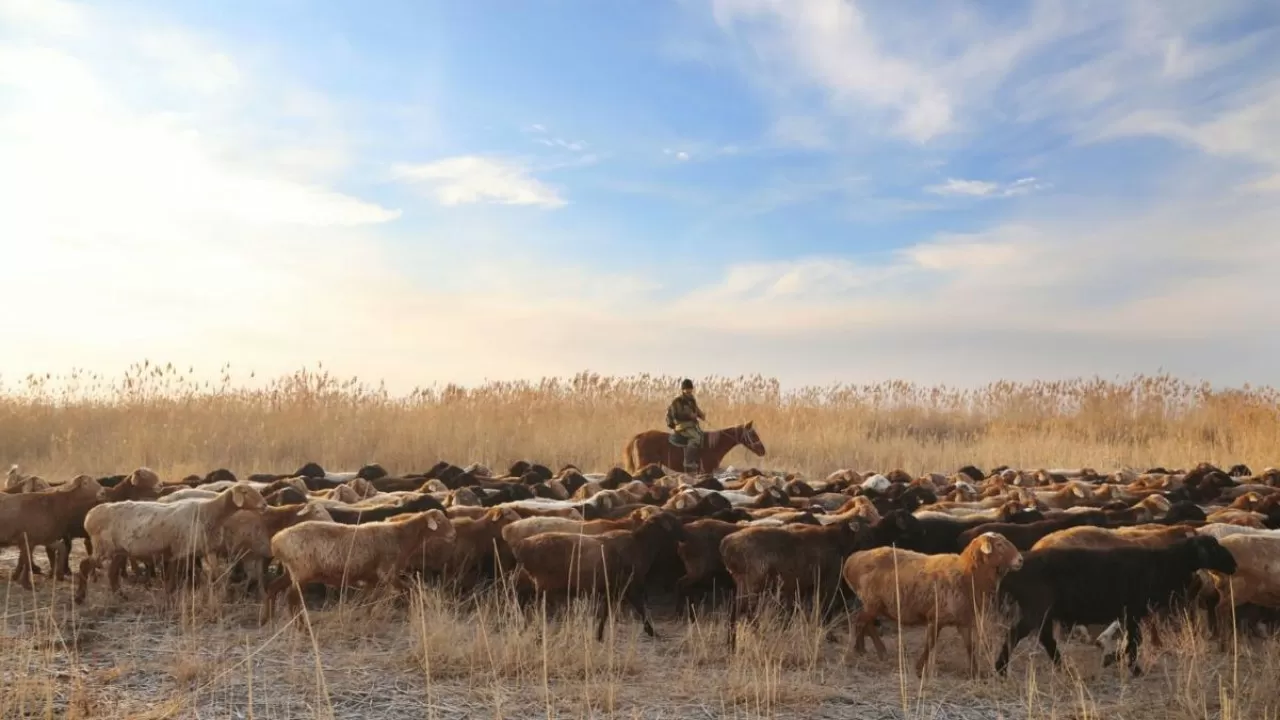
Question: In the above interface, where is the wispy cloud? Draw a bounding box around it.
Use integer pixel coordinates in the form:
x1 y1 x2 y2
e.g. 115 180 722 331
925 176 1045 198
391 156 567 208
710 0 952 143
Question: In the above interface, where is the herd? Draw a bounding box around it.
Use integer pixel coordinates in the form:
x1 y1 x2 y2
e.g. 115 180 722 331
4 459 1280 679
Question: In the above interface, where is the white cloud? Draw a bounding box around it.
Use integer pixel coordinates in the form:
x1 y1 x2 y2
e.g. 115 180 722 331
710 0 952 143
0 0 86 35
925 176 1046 198
1097 81 1280 173
925 178 998 197
392 156 567 208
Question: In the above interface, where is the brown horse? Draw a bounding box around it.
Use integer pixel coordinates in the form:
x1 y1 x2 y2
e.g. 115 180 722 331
623 421 766 475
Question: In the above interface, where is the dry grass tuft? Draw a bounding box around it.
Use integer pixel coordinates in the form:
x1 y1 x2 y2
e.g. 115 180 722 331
2 364 1280 718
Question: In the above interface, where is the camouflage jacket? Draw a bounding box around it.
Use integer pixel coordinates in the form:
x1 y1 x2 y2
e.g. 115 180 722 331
666 394 705 429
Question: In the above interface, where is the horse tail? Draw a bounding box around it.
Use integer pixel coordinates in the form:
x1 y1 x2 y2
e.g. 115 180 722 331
623 435 639 474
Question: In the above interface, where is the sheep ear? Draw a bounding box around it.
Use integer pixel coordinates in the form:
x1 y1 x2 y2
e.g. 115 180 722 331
980 536 994 555
1072 486 1084 497
232 489 245 508
295 506 309 517
427 517 438 531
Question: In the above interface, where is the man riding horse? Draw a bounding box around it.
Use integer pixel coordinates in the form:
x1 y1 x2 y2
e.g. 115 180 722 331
666 378 706 474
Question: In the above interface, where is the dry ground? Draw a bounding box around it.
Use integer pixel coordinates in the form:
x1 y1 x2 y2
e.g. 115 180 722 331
3 366 1280 718
6 541 1280 720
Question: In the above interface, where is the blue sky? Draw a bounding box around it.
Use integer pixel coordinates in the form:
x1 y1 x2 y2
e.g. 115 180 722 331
2 0 1279 392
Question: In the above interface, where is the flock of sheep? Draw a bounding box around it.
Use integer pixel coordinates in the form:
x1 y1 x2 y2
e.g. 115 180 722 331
3 458 1280 680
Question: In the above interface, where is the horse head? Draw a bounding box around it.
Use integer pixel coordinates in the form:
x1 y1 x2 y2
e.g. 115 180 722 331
736 420 766 456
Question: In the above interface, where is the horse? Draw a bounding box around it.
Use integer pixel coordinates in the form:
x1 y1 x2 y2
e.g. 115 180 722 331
623 421 766 475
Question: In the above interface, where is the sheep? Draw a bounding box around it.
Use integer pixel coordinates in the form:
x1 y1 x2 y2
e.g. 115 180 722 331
158 488 219 503
213 501 334 599
1199 534 1280 648
1030 524 1197 551
899 502 1039 555
429 506 523 588
954 511 1109 552
994 535 1238 675
323 493 446 524
510 510 687 641
0 475 106 588
4 465 51 494
673 518 747 615
75 483 268 604
500 507 660 549
260 509 456 625
843 532 1024 675
1205 508 1268 528
721 518 884 647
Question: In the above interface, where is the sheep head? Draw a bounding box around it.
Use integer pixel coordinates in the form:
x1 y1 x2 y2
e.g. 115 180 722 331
975 532 1023 573
230 484 267 513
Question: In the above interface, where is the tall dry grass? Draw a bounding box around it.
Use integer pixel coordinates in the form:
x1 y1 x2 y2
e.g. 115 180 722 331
1 362 1277 478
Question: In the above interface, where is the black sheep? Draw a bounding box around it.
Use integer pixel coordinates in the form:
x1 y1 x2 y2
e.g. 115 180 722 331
954 510 1108 552
994 535 1237 675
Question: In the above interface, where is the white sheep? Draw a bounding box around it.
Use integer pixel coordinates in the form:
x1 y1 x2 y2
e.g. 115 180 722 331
75 483 268 604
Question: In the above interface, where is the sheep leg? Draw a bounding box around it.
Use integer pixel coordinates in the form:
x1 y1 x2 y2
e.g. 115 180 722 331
46 544 62 579
727 589 750 649
1035 619 1063 667
1122 616 1143 676
14 550 33 591
853 608 888 660
995 619 1035 675
914 621 942 677
51 540 70 583
595 596 611 642
961 626 977 676
253 557 269 602
17 546 43 576
260 573 294 626
625 583 656 639
162 557 180 596
107 555 127 595
74 557 99 605
57 537 74 577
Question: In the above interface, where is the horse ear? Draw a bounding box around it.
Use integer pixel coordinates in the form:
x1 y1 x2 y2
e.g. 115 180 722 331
745 420 753 429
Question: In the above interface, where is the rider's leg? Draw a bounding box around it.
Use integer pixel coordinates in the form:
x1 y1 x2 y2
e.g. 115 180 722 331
682 429 703 474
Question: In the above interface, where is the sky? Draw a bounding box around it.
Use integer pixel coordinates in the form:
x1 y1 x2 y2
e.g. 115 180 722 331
2 0 1279 393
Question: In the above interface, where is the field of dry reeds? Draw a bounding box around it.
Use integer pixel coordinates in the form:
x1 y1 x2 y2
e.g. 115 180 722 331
3 362 1280 719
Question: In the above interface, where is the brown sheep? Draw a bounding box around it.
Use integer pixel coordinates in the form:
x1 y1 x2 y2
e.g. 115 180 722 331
674 518 746 614
422 505 523 589
1201 534 1280 649
0 475 106 588
843 531 1023 675
720 518 872 647
215 501 334 599
1030 524 1198 552
510 510 687 641
260 509 456 625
